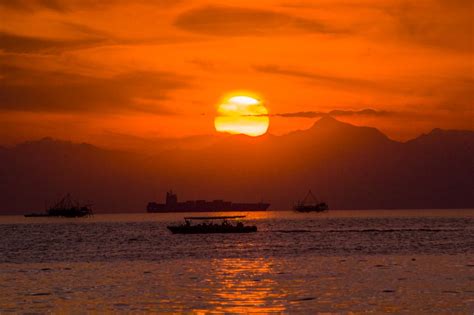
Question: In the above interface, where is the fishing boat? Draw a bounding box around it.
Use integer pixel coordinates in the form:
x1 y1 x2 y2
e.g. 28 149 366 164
167 215 257 234
293 190 328 212
24 194 93 218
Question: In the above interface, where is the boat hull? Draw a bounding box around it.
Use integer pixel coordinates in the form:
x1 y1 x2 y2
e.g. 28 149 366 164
24 213 49 217
167 225 257 234
293 204 329 212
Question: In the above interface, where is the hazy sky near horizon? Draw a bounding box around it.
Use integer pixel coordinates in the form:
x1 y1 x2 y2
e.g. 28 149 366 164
0 0 472 146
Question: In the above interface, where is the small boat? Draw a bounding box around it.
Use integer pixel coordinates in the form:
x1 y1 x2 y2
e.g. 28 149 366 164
167 215 257 234
294 190 328 212
24 194 93 218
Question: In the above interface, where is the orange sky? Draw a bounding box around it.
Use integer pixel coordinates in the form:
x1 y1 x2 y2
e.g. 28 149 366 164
0 0 472 147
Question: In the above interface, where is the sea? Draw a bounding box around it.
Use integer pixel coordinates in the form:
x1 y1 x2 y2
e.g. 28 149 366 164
0 210 473 313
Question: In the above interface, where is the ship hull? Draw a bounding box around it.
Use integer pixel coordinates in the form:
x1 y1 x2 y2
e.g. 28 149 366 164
24 213 49 217
167 225 257 234
147 203 270 213
293 203 329 212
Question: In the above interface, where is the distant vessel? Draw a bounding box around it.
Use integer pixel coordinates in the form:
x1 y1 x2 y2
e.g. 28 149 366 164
24 194 93 218
294 190 328 212
147 191 270 213
167 215 257 234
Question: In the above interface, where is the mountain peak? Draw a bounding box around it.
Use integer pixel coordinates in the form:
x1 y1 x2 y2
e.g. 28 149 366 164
309 115 352 130
407 127 474 146
316 114 340 124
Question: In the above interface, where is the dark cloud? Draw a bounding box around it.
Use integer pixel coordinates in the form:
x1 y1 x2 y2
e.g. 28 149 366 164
271 109 391 118
0 66 190 114
175 5 342 36
329 109 390 117
0 0 181 12
0 27 198 54
0 32 109 53
60 21 112 39
0 0 66 11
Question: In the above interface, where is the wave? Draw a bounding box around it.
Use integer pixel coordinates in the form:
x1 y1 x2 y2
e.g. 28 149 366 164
273 228 465 233
274 229 311 233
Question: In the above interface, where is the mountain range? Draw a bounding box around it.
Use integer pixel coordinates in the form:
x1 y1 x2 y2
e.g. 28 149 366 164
0 116 472 214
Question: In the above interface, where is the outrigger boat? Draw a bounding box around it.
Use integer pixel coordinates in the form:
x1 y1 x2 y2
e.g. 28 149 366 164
294 190 328 212
167 215 257 234
24 194 93 218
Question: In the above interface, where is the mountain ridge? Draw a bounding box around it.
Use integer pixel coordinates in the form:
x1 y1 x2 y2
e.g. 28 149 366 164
0 118 472 213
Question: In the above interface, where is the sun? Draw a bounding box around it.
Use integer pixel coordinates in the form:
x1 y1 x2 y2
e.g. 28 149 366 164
214 93 269 137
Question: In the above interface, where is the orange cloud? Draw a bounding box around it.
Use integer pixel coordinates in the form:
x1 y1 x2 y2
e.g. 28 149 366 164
174 5 342 36
0 66 190 114
272 109 391 118
0 0 472 145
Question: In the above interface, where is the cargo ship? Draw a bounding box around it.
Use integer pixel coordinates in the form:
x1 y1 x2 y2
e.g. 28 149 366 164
147 191 270 213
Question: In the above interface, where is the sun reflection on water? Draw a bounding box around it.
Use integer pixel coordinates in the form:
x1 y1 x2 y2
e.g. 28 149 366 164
193 258 287 313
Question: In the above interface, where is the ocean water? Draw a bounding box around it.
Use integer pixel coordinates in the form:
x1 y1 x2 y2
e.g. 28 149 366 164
0 210 473 313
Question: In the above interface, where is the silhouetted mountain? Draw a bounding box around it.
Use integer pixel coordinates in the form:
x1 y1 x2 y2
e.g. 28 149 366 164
0 138 153 213
0 118 472 214
92 133 228 154
397 128 474 209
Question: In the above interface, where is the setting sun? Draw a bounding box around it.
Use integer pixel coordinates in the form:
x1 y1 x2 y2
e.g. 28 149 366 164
214 94 269 137
1 1 473 313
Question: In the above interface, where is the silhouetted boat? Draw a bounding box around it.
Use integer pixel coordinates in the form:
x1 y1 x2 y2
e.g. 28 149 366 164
294 190 328 212
147 191 270 213
24 194 93 218
167 215 257 234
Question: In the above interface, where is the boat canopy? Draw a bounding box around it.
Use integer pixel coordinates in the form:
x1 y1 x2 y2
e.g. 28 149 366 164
184 215 246 220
